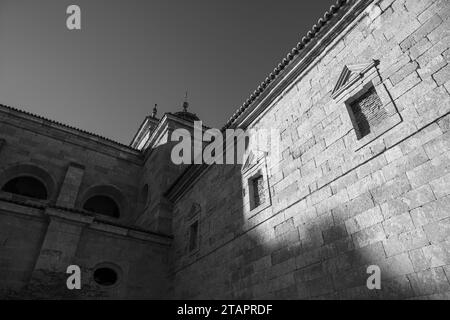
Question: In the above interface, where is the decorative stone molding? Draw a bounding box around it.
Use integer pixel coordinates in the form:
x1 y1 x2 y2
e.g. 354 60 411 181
241 156 272 219
187 202 201 221
0 162 57 203
76 184 127 220
332 59 402 151
0 104 141 157
332 60 379 99
165 0 377 198
188 219 200 255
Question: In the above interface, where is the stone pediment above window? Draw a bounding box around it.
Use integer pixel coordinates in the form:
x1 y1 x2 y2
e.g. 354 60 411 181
241 156 272 220
187 202 201 220
332 60 379 99
331 59 402 151
242 151 255 172
241 149 268 173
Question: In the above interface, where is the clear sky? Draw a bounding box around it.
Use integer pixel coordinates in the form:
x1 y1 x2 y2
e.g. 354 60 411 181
0 0 335 144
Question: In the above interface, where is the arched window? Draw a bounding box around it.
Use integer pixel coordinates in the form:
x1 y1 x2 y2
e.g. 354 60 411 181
83 195 120 218
1 176 48 200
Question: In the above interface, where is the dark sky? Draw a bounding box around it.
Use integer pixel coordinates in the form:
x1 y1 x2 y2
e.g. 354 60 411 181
0 0 335 144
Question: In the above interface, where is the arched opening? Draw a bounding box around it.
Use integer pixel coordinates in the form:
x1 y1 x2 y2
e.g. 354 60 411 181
93 267 118 286
83 195 120 218
245 135 250 151
1 176 48 200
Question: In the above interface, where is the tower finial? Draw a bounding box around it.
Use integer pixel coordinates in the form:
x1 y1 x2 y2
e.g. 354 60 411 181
182 91 189 112
152 104 157 118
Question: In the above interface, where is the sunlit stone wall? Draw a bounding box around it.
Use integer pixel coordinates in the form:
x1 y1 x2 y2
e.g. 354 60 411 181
171 0 450 299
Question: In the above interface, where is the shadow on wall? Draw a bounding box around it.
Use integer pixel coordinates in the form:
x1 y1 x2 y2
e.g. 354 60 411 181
0 160 172 299
174 160 414 300
234 163 413 300
135 140 192 233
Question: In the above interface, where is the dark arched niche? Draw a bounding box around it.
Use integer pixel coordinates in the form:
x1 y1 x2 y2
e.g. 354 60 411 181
0 163 55 201
79 184 126 219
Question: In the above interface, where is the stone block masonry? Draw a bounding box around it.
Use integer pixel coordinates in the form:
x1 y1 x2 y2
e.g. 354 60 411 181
170 0 450 299
1 0 449 300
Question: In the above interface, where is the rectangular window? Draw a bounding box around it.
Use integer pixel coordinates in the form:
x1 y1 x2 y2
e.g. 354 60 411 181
251 175 265 209
189 220 199 252
348 86 387 139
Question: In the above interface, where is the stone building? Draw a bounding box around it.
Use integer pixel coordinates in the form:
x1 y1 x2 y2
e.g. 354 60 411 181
1 0 450 299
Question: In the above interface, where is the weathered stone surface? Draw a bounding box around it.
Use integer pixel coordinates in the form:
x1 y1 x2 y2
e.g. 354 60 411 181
384 228 429 257
409 248 431 272
400 184 436 209
410 194 450 226
429 172 450 198
407 267 450 296
422 241 450 267
382 212 415 237
433 64 450 85
2 0 450 300
423 217 450 243
370 174 412 204
344 206 383 234
352 223 386 249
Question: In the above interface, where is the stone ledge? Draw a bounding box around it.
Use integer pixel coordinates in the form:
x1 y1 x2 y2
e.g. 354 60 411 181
0 199 172 246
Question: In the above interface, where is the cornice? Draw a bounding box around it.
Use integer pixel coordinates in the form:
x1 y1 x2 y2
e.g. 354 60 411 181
0 103 142 159
223 0 373 130
0 197 172 244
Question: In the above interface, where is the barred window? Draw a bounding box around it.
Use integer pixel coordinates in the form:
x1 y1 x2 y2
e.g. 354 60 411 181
348 86 387 139
251 175 265 209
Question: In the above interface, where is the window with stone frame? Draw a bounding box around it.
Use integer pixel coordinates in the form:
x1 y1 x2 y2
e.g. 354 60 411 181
347 86 388 140
189 220 199 252
250 174 265 210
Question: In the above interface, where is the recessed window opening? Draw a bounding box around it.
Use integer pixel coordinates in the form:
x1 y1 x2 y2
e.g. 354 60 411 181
189 220 199 252
1 176 48 200
83 195 120 218
250 174 265 210
347 86 387 139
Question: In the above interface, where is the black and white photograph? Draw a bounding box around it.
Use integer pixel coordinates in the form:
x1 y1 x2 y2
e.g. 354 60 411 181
0 0 449 310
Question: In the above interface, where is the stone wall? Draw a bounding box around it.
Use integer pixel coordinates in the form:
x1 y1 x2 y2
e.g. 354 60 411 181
0 106 171 299
0 204 47 295
0 105 143 224
170 0 450 299
0 201 171 299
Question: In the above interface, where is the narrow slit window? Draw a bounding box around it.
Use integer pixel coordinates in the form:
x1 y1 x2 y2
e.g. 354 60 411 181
189 220 199 252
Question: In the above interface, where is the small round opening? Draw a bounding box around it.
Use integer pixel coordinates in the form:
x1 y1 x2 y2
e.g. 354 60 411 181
93 267 118 286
